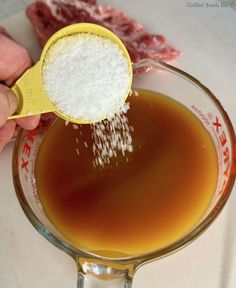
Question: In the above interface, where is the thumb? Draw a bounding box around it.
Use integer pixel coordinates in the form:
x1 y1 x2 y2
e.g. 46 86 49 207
0 84 18 127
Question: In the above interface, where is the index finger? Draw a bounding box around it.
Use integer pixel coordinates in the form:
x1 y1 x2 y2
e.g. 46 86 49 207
0 30 32 85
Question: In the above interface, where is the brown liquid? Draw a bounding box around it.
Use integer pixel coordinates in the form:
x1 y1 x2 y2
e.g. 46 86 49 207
35 90 218 257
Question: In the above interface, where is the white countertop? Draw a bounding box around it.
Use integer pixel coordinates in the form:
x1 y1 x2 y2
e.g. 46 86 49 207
0 1 236 287
0 0 33 21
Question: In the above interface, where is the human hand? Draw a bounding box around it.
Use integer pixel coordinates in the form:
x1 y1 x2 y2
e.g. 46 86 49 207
0 27 40 152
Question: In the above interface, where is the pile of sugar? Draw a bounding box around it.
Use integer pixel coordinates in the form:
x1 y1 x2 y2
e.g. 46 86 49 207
42 33 130 122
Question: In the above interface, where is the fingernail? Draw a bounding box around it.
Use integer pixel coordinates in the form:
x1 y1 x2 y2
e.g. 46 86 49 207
6 89 18 116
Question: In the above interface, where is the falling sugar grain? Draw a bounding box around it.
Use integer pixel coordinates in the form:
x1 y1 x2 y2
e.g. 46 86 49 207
91 102 134 168
72 101 134 168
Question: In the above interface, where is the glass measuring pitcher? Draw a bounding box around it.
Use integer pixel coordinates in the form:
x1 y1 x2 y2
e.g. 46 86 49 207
12 59 236 288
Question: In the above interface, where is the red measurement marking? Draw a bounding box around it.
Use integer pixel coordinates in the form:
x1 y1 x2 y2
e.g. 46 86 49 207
27 129 37 143
23 143 31 157
213 117 222 133
223 147 229 164
21 127 38 173
21 158 29 173
219 131 227 147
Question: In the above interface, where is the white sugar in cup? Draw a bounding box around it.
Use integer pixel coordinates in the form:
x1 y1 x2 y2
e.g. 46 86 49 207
42 33 131 123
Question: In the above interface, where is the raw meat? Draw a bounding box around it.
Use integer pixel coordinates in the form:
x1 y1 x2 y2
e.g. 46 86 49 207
26 0 180 63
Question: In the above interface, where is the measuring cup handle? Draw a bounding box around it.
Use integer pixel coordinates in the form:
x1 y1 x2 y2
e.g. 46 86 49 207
8 62 55 120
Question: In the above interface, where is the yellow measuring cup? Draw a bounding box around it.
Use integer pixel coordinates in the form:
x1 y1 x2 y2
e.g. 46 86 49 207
8 23 133 124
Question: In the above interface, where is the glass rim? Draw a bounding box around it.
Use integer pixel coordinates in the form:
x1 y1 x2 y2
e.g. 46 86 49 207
12 58 236 265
